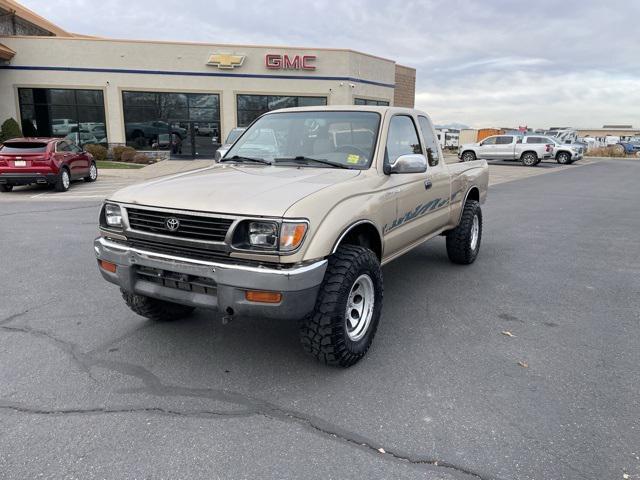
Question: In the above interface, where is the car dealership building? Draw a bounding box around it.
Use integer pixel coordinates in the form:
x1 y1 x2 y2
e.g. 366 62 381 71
0 0 415 157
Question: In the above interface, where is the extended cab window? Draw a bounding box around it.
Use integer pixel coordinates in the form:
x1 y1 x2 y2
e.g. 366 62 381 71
386 115 421 165
495 136 514 145
418 116 440 166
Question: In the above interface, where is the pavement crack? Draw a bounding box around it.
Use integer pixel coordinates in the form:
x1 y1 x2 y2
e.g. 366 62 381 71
1 322 491 479
0 401 254 419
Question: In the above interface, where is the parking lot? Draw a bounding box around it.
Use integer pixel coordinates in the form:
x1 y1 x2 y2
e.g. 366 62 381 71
1 158 638 479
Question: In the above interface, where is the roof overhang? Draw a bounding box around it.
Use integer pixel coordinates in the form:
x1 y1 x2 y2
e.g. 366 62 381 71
0 0 71 37
0 42 15 60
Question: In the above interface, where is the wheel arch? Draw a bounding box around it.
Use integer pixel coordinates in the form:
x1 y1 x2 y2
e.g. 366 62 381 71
331 220 383 260
454 186 481 226
520 150 539 159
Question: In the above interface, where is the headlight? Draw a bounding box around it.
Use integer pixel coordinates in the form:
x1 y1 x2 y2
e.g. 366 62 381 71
248 221 278 248
280 222 308 252
104 203 122 228
233 220 308 252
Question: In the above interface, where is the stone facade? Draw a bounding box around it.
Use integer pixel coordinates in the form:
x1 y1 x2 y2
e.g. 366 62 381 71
0 7 54 36
393 64 416 108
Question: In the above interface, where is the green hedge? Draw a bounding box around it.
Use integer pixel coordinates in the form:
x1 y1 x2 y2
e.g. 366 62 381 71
0 118 22 143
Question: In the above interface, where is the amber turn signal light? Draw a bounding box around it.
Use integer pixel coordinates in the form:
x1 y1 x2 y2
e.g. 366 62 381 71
99 260 117 273
245 290 282 304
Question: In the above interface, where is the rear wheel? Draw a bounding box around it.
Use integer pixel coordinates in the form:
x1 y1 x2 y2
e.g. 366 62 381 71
55 168 70 192
0 184 13 192
461 151 476 162
121 290 195 321
556 152 571 164
521 152 538 167
446 200 482 265
84 161 98 182
299 245 383 367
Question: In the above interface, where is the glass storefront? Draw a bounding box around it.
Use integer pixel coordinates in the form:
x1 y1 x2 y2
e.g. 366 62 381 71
354 98 390 106
18 88 107 147
236 94 327 127
122 91 221 156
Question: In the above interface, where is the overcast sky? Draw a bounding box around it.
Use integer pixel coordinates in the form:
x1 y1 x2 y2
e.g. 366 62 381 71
22 0 640 129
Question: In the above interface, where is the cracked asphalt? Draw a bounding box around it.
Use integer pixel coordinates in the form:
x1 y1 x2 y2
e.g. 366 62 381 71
0 159 639 479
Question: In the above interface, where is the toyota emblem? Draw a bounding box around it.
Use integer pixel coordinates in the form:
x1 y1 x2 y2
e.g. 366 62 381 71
165 217 180 232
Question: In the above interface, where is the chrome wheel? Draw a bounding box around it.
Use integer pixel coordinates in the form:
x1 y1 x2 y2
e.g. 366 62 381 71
62 170 70 189
345 274 375 341
470 214 479 251
89 164 97 180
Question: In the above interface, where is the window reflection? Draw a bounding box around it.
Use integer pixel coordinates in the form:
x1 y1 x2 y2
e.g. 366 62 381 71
122 91 221 149
236 94 327 127
18 88 107 147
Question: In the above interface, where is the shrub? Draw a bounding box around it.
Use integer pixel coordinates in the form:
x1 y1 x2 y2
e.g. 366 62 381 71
121 149 137 163
133 153 151 164
111 145 136 162
84 144 108 161
0 118 22 143
586 146 626 158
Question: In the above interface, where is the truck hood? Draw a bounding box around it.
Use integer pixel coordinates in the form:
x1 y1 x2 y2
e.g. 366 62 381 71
109 164 360 217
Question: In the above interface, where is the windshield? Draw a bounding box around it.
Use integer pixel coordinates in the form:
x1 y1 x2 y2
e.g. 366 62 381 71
0 142 47 153
225 128 245 144
224 111 381 169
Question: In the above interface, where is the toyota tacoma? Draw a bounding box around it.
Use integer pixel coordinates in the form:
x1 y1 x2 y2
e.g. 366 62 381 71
95 106 489 367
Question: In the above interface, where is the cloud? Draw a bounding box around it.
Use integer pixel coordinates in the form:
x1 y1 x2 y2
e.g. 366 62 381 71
19 0 640 128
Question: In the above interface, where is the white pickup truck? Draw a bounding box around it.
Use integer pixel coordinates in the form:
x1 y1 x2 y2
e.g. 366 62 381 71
459 134 553 166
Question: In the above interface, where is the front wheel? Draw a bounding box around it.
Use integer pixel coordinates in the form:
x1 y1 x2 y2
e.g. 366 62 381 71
84 161 98 182
556 152 571 165
299 245 383 367
461 151 476 162
446 200 482 265
121 290 195 321
0 184 13 192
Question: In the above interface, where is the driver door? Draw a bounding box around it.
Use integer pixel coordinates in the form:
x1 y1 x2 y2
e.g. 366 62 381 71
477 136 497 159
382 114 432 257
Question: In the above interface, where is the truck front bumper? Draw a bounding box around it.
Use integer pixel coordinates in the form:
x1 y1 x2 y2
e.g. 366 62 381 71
94 237 327 320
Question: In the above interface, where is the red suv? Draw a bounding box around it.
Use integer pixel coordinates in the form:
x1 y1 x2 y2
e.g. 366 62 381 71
0 137 98 192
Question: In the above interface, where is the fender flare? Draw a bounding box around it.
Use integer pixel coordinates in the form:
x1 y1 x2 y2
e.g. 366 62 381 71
455 186 481 226
331 219 382 255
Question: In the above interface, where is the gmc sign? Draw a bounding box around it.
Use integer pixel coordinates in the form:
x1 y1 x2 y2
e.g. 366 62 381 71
265 54 316 70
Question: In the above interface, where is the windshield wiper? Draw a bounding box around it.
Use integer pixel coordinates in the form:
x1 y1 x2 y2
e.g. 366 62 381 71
222 155 271 165
274 156 351 169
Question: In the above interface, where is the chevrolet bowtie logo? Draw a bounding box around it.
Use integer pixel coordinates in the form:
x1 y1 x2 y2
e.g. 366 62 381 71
206 54 245 69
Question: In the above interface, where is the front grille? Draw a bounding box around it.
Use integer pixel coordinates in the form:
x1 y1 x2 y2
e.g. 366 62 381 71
123 237 281 269
135 265 217 296
126 207 233 242
126 237 231 262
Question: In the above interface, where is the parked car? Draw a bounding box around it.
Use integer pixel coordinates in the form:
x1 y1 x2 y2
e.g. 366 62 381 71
522 136 583 164
125 121 187 146
65 131 100 147
214 127 246 160
617 139 640 155
458 134 553 166
0 138 97 192
51 118 78 136
94 106 489 367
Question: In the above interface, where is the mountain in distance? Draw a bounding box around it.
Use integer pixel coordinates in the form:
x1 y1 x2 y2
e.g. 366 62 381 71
434 122 470 130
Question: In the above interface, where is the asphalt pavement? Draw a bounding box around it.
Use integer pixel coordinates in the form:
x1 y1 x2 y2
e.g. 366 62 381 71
0 159 638 479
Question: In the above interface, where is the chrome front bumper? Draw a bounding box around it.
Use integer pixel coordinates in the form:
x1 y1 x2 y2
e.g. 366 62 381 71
94 237 327 319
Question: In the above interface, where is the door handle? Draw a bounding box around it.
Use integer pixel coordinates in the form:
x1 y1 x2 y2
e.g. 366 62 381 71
424 179 433 190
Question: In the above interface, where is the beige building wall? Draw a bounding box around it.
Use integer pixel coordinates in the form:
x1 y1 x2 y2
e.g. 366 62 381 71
0 36 402 143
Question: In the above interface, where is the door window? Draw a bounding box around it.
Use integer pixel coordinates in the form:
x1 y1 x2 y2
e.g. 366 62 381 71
496 136 514 145
481 137 497 145
418 116 440 166
385 116 422 165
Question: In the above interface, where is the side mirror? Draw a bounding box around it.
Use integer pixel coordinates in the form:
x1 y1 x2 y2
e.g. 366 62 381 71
388 154 427 174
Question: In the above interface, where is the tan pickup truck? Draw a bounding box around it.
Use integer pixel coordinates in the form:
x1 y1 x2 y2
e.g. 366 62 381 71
95 106 489 367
